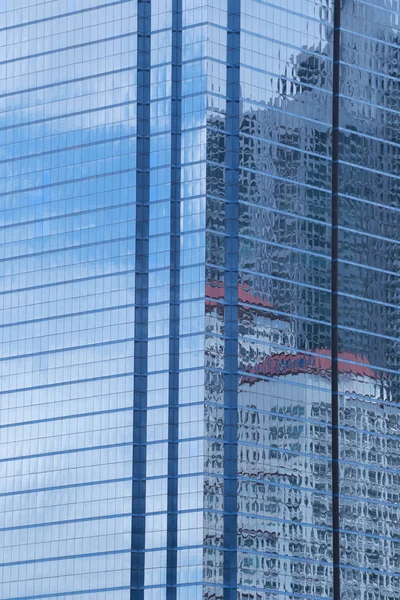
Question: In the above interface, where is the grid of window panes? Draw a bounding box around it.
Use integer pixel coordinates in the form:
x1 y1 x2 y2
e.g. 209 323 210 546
143 0 173 596
203 0 229 599
236 1 334 598
143 0 209 597
2 1 400 600
176 2 207 600
338 2 400 598
0 1 137 598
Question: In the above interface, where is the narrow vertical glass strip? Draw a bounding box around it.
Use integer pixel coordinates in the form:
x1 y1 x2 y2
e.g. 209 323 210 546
331 0 341 598
224 1 240 598
131 1 151 598
167 1 182 598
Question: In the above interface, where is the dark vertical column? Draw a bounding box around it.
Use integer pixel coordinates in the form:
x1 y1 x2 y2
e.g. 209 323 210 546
166 1 182 598
131 1 151 598
331 1 341 599
224 1 240 599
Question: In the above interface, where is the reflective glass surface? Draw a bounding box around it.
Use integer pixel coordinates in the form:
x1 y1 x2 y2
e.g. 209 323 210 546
338 2 400 599
0 1 138 598
1 1 399 599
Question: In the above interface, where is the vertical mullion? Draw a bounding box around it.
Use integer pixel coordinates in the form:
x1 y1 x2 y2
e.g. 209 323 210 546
131 1 151 598
224 1 240 599
331 0 341 598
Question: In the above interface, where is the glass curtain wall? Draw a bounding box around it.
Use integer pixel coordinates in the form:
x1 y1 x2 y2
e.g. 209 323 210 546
1 1 400 600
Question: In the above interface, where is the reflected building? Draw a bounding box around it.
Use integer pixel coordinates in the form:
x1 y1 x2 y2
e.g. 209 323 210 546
1 1 400 600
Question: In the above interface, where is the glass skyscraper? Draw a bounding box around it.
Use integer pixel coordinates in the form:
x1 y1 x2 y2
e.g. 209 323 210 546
1 0 400 599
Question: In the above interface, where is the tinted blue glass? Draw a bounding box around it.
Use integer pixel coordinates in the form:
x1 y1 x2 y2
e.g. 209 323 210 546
0 1 137 598
1 1 399 600
337 2 400 599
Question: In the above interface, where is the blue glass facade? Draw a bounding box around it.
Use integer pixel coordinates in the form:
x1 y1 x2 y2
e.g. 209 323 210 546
1 1 400 599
